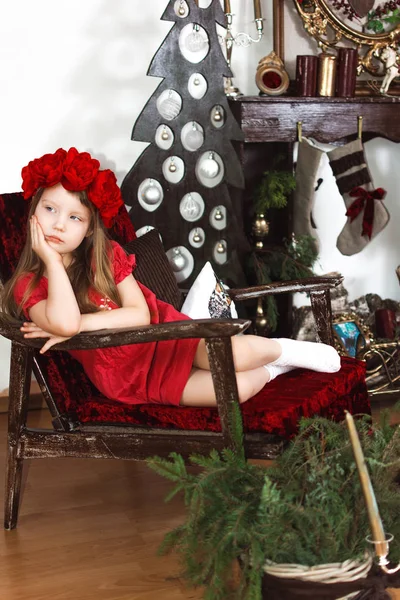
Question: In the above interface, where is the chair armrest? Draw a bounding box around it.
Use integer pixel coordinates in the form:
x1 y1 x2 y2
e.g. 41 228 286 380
229 275 342 346
2 317 251 454
0 318 251 352
228 275 343 302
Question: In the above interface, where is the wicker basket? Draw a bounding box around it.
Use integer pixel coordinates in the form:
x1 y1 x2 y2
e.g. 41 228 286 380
263 554 373 600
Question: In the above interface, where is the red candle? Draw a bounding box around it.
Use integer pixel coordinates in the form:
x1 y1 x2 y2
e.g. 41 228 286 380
296 55 318 97
336 48 358 97
375 309 396 339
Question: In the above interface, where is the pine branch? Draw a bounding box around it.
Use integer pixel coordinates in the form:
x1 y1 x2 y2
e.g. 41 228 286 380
148 415 400 598
254 169 296 213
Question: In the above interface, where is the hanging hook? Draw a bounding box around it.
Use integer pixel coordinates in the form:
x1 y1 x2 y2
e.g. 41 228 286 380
297 121 302 143
357 115 363 140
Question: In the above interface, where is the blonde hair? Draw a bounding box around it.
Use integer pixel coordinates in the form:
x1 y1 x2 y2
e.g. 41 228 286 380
1 188 122 320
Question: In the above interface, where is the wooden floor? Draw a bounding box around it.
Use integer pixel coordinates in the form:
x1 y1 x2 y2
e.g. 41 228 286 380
0 403 398 600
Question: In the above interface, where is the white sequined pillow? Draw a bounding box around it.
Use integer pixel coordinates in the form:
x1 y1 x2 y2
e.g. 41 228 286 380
181 262 238 320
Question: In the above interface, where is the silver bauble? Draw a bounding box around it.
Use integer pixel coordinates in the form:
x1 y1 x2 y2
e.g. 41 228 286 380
161 128 169 140
169 160 177 173
199 153 220 179
182 195 201 220
178 6 185 15
214 208 223 221
159 97 181 120
184 126 203 151
193 77 200 86
142 185 161 205
185 31 206 52
170 248 186 272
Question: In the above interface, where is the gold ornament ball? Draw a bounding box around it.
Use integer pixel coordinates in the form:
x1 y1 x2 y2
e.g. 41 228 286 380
216 242 225 253
255 299 268 332
252 213 269 236
178 6 185 15
214 110 222 122
169 161 177 173
193 230 202 243
252 213 269 248
161 130 169 140
255 314 268 331
214 208 223 221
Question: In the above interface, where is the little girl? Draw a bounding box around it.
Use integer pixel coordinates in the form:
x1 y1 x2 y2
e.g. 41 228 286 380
1 148 340 408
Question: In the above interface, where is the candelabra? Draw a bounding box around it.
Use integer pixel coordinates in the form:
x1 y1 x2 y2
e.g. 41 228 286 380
223 2 264 97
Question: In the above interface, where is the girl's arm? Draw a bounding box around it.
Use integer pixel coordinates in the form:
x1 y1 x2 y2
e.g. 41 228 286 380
78 273 150 332
21 274 150 352
21 271 150 350
28 216 81 337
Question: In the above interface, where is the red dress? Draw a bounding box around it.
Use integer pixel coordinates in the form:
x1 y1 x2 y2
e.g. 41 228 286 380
14 242 200 406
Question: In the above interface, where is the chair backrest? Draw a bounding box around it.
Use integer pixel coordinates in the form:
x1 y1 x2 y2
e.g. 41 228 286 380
0 193 30 283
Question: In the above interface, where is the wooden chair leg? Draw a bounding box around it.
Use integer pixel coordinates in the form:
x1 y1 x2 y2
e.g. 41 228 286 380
4 343 32 530
206 336 244 456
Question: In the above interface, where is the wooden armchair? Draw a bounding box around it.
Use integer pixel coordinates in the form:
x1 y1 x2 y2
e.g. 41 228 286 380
0 192 370 530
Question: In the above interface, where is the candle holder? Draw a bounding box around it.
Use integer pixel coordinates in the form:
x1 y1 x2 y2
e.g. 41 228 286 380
223 12 264 97
366 534 400 574
345 410 400 578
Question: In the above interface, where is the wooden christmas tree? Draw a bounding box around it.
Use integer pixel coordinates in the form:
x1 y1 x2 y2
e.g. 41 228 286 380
121 0 247 287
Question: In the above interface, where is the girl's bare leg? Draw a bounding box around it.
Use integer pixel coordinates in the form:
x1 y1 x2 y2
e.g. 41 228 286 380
193 336 341 374
193 335 282 372
180 366 270 407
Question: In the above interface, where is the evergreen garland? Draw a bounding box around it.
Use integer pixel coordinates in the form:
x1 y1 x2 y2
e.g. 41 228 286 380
253 168 296 213
147 410 400 600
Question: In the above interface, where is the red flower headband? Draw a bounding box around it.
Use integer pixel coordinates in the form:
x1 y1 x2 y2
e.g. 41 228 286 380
21 147 124 228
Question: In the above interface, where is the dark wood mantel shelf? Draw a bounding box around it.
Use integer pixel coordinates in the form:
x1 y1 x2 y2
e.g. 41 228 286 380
229 96 400 144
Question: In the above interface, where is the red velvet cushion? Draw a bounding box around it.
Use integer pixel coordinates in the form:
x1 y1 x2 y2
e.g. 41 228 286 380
37 353 369 438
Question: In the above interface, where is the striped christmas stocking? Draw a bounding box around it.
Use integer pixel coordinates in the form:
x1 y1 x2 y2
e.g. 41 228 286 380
328 139 389 256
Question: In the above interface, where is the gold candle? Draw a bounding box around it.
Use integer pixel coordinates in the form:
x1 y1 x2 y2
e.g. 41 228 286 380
224 0 231 13
345 412 389 559
254 0 262 20
317 53 337 97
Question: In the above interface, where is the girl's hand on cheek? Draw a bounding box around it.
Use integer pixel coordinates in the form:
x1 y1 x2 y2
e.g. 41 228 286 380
30 216 63 265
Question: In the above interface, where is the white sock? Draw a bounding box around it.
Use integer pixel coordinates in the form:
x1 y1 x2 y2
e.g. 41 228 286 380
268 338 341 373
263 364 296 382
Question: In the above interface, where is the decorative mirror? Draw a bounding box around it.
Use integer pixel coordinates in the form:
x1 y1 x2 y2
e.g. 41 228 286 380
293 0 400 75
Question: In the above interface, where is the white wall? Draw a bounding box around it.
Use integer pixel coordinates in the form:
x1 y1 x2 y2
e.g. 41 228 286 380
1 0 399 391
